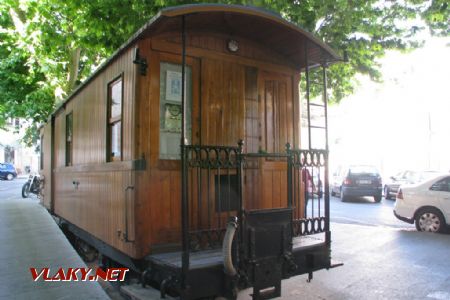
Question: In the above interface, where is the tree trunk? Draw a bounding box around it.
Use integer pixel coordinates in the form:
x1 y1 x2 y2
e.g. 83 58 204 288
66 47 81 93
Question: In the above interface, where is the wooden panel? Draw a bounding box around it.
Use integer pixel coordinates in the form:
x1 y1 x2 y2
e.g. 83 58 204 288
40 123 52 210
156 31 296 70
152 34 297 77
133 35 301 257
134 43 200 257
54 111 66 168
243 166 260 210
244 71 295 211
244 67 259 153
201 58 245 146
41 21 308 262
66 46 136 166
258 162 288 210
50 46 139 257
259 71 293 153
54 169 136 257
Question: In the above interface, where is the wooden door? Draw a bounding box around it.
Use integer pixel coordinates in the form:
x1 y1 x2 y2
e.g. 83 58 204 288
249 71 293 210
260 71 294 154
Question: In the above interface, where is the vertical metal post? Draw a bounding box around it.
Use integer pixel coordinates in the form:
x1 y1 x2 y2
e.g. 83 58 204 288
237 140 244 266
304 41 312 150
322 65 329 152
180 15 190 290
286 143 293 208
322 64 331 245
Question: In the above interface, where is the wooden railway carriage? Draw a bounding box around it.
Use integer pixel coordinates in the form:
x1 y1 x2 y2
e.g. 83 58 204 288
40 4 341 299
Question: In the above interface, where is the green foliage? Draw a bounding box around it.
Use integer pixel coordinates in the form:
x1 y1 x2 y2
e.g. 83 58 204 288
0 0 448 146
420 0 449 36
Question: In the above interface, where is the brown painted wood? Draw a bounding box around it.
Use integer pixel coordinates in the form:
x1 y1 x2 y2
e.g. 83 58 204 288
152 34 299 75
244 67 259 154
43 23 308 260
40 122 53 210
48 46 139 258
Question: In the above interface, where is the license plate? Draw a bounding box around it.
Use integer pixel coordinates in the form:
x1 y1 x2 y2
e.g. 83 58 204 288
358 180 371 184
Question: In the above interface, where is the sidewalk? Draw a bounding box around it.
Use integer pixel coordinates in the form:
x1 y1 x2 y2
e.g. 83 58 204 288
0 196 110 300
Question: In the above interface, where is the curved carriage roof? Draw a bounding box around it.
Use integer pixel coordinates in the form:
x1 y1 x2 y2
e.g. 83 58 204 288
52 4 340 116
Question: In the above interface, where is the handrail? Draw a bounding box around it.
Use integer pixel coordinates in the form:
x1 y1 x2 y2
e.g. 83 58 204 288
241 152 289 158
123 186 135 243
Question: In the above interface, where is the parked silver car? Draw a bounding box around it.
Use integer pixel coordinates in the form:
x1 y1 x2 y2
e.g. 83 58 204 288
384 170 440 200
384 170 416 200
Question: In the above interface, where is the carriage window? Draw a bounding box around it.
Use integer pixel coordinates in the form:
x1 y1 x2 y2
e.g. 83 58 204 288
40 135 44 170
107 76 123 161
159 62 192 160
65 112 73 166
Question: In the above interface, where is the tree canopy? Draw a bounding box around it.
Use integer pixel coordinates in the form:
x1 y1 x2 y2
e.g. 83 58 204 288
0 0 448 142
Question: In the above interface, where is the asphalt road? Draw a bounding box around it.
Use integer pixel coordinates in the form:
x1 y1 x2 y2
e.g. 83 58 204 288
329 194 416 229
0 176 29 200
241 196 450 299
2 178 449 299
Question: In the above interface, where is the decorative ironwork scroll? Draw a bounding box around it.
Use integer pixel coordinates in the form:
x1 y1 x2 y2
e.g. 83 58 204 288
287 144 329 237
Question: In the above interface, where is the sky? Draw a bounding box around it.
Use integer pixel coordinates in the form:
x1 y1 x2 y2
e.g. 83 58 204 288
328 36 450 176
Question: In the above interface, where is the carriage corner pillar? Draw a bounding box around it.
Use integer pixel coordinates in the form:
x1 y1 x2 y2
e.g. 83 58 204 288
180 13 190 291
286 142 293 208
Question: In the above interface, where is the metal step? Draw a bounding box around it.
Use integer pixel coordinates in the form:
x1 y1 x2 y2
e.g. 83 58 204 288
329 259 344 268
120 284 175 300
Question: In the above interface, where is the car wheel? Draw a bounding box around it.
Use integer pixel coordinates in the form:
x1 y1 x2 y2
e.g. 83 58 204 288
340 188 347 202
415 208 445 233
6 173 14 181
374 195 382 203
384 186 391 200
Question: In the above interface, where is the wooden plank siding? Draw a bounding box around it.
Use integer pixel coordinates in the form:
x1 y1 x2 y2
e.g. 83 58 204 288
51 46 139 258
200 57 245 146
132 32 302 256
45 28 305 260
40 122 53 210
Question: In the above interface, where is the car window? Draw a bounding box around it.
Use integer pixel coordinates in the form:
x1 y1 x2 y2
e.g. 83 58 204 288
403 171 416 180
0 164 6 170
430 177 450 192
349 166 379 175
415 171 440 183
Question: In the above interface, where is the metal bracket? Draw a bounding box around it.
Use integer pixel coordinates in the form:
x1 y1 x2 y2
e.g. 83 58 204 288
133 48 148 76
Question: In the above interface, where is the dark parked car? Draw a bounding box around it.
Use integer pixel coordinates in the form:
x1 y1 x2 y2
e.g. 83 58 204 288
331 165 383 202
0 163 17 180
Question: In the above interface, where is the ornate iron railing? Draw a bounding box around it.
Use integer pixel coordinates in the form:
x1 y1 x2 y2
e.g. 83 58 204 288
182 143 243 252
287 145 330 238
181 142 330 254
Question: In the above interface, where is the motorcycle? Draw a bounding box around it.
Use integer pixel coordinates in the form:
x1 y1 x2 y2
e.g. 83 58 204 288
22 174 42 198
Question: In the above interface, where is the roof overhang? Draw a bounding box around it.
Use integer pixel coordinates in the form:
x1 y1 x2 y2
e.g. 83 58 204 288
53 4 341 116
143 4 341 69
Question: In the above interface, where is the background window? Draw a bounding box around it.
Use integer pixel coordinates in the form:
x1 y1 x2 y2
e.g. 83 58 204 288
66 112 73 166
159 62 192 160
108 76 123 161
